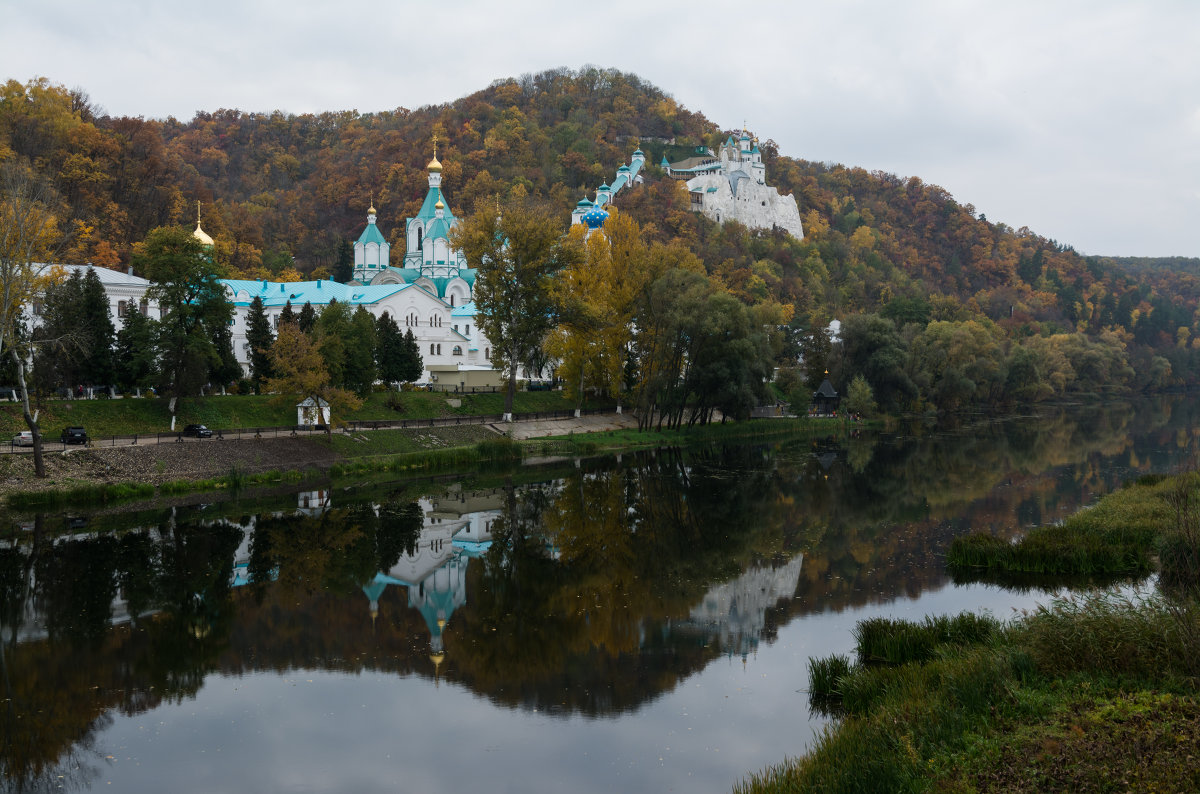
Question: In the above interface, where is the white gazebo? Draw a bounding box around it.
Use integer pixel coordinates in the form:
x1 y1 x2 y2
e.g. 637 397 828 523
296 397 330 427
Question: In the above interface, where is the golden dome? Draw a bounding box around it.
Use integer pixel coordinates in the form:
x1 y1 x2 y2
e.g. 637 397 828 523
193 221 214 247
435 199 445 210
192 201 214 246
427 134 443 172
368 203 377 215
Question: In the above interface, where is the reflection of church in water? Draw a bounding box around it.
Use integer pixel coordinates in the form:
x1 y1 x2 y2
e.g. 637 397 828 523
668 555 805 659
357 485 502 670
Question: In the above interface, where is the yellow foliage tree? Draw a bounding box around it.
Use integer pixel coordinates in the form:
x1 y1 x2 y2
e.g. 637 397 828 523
545 210 650 412
264 322 362 430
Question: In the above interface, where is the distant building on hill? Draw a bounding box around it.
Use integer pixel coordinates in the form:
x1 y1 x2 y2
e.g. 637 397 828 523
569 148 647 233
569 128 803 240
664 129 803 239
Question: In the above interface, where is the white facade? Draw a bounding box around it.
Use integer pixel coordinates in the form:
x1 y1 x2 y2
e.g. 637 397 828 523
222 277 497 387
668 132 803 239
28 263 158 329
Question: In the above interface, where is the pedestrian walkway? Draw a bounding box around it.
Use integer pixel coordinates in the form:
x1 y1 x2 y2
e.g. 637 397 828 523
498 412 638 440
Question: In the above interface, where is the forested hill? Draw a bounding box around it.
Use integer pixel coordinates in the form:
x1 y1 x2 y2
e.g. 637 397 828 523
3 68 1199 382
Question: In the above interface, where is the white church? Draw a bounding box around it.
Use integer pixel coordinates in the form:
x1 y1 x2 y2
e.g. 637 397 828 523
222 143 499 389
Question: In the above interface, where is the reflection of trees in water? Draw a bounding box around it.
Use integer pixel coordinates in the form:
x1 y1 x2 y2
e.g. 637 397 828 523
0 517 242 791
771 397 1200 620
448 448 788 714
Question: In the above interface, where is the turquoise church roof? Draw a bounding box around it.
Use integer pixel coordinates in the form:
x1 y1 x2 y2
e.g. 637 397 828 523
356 220 387 246
222 278 417 308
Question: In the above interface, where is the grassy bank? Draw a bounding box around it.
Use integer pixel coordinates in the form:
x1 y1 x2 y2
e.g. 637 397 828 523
947 470 1200 584
739 593 1200 793
0 389 610 438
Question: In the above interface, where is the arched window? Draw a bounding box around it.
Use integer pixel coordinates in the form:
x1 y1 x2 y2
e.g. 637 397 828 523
430 343 435 355
485 347 490 360
416 227 423 252
437 344 442 355
452 346 462 356
449 295 455 307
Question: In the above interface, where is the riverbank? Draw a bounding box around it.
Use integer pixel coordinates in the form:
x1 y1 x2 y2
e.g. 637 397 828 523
0 413 836 509
737 470 1200 793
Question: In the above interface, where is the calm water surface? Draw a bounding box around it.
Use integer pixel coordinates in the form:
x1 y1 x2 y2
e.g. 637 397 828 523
2 397 1197 792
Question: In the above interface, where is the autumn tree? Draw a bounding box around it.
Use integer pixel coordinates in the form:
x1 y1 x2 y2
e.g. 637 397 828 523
0 160 61 476
453 200 581 420
844 374 877 417
545 211 651 414
264 321 361 429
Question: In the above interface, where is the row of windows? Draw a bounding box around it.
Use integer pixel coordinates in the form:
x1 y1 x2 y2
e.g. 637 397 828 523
427 344 490 359
405 313 460 327
117 300 153 318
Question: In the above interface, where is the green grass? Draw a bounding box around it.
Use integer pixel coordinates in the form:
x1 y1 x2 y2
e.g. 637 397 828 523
326 436 523 478
852 612 998 666
739 593 1200 794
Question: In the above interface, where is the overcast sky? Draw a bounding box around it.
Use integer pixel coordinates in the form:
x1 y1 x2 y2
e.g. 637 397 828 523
3 0 1198 258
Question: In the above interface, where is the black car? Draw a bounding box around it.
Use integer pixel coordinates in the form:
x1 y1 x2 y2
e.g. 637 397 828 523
182 424 213 438
60 426 88 445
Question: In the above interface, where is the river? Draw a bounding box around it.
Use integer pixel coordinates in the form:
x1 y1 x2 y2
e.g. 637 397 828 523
1 396 1196 792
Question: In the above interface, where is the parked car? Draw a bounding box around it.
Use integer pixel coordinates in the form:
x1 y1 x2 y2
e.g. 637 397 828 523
60 426 88 445
11 431 33 447
182 424 213 438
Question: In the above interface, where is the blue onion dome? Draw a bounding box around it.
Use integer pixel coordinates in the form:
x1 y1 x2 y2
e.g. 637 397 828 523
598 182 610 192
617 165 630 173
581 205 609 230
576 196 594 209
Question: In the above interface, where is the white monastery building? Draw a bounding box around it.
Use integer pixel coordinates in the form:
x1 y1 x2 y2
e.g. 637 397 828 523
662 130 803 239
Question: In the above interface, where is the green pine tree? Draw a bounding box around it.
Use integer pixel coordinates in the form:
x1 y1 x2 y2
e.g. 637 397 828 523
245 295 274 391
298 301 316 334
343 305 378 396
113 306 158 395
